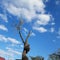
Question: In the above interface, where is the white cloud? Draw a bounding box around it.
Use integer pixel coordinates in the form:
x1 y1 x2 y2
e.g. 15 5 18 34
2 0 46 22
0 49 13 59
0 34 21 44
0 14 8 22
20 45 23 48
0 25 8 31
33 14 54 33
6 4 21 16
33 26 47 33
35 14 52 26
23 27 28 36
23 28 28 33
51 22 55 25
0 48 21 60
57 36 60 39
7 37 20 44
0 35 7 42
57 28 60 39
45 0 48 2
57 28 60 35
1 0 54 33
50 27 55 33
23 28 35 36
56 0 60 5
5 0 45 13
52 40 56 42
31 32 36 36
6 47 22 55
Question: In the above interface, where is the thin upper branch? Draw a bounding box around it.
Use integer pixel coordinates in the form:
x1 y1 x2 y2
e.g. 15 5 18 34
19 31 25 44
25 31 31 44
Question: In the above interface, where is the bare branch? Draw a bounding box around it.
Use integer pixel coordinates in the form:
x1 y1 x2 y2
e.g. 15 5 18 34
16 19 24 44
19 31 25 44
17 20 23 30
25 31 31 44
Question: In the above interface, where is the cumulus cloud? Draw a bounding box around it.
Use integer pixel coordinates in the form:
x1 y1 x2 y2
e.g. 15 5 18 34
1 0 46 22
51 22 55 25
33 14 54 33
0 14 8 22
0 48 22 60
6 47 22 55
5 0 45 13
0 34 21 44
23 27 35 36
56 0 60 5
0 35 7 42
58 28 60 35
1 0 54 33
7 37 20 44
35 14 52 26
57 36 60 39
52 40 56 43
33 26 47 33
0 25 8 31
23 28 28 33
57 28 60 38
0 49 13 60
31 32 36 36
50 27 55 33
6 4 21 16
20 45 24 48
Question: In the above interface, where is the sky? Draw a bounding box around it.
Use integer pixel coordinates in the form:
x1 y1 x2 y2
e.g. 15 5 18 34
0 0 60 60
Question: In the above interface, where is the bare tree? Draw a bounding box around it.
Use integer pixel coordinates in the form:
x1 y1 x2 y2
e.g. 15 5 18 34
16 20 31 60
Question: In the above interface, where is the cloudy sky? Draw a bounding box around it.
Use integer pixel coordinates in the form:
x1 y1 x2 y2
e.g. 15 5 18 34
0 0 60 60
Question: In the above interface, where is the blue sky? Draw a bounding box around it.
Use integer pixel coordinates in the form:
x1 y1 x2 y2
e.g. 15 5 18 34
0 0 60 60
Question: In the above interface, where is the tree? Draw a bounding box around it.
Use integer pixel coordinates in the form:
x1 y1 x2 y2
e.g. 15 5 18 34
16 20 31 60
48 49 60 60
31 56 44 60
